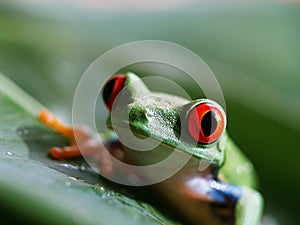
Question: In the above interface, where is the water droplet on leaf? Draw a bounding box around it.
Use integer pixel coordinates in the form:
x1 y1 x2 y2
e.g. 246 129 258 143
80 164 87 171
6 151 14 156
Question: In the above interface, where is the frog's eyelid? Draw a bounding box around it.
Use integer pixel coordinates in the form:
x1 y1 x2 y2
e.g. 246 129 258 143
102 74 126 110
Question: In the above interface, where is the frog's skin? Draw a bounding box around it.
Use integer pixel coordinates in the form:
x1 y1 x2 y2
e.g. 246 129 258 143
39 72 263 225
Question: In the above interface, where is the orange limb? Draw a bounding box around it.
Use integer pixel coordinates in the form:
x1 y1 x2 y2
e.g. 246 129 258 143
39 109 74 139
39 109 84 159
38 109 114 176
50 146 82 160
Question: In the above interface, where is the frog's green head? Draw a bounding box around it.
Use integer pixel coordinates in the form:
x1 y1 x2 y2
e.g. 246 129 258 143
102 72 227 167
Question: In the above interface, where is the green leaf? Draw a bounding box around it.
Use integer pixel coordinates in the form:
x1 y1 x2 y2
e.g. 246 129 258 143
0 74 179 225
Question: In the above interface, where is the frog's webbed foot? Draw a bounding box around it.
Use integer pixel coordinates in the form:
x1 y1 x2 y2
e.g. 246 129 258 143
38 109 114 177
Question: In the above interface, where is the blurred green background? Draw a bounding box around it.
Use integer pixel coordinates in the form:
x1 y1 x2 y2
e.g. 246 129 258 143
0 1 299 224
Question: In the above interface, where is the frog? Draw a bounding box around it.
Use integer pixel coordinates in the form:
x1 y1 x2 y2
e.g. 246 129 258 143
38 72 263 225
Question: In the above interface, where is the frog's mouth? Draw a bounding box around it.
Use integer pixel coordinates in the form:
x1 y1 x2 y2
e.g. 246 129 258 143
106 119 225 167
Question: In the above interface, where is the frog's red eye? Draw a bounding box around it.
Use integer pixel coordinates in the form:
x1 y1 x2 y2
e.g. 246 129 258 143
187 102 226 145
102 74 126 110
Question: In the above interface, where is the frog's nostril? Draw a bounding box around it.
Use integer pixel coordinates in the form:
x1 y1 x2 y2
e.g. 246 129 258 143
129 107 148 124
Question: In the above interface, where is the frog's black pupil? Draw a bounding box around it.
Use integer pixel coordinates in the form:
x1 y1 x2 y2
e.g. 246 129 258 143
102 78 116 104
201 111 217 137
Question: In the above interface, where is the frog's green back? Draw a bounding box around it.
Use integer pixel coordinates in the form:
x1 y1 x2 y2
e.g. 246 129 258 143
219 136 258 189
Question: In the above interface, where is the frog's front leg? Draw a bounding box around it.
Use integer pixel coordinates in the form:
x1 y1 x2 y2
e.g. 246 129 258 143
234 187 263 225
211 181 263 225
38 109 114 176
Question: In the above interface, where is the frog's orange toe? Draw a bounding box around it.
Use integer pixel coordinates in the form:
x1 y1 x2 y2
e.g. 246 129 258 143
38 109 74 138
50 147 64 159
50 146 82 160
39 109 53 124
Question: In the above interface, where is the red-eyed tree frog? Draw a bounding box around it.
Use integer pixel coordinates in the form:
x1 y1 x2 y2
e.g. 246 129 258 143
39 72 263 225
